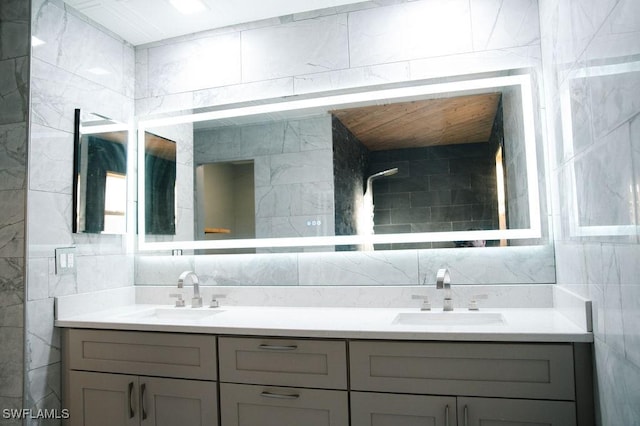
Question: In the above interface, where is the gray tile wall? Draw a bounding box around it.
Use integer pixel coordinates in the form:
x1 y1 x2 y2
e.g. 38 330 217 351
369 143 499 250
0 0 29 421
539 0 640 423
25 0 135 420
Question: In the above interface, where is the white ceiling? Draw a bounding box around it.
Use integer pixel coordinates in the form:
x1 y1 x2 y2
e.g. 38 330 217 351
63 0 368 46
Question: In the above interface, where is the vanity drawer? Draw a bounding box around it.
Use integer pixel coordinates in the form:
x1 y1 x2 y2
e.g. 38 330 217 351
218 337 348 389
65 329 217 380
220 383 349 426
350 341 575 400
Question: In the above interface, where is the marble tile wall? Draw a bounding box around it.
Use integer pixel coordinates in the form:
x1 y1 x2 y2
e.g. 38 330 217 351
539 0 640 423
24 0 136 421
136 245 556 287
136 0 554 284
0 0 29 421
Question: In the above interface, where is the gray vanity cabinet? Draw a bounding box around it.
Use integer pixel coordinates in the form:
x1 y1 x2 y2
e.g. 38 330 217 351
63 329 218 426
220 383 349 426
350 391 457 426
68 371 217 426
457 397 576 426
349 340 584 426
217 336 349 426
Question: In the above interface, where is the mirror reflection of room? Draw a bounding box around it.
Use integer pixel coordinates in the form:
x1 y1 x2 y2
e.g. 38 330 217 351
187 90 518 251
73 109 128 234
332 93 508 250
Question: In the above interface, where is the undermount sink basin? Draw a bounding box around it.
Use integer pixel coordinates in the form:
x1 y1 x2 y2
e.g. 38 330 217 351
123 307 224 321
392 312 505 326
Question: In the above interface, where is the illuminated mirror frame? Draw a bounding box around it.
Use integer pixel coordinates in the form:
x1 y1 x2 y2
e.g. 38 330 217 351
560 60 640 238
137 74 541 251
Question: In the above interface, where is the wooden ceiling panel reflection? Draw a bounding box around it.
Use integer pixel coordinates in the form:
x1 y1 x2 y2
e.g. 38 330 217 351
331 93 501 151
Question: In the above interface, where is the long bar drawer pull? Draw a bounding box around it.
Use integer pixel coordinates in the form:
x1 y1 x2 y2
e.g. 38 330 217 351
260 391 301 400
445 404 449 426
258 344 298 351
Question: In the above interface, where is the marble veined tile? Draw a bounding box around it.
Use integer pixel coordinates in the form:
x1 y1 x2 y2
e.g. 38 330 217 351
135 255 195 285
0 258 24 309
255 182 334 218
26 362 61 415
410 45 541 83
349 0 472 68
0 57 29 126
621 282 640 369
268 149 334 185
26 298 60 370
0 327 23 398
30 58 133 134
242 14 349 82
0 122 27 191
134 47 149 100
418 245 556 284
147 33 241 96
632 115 640 231
594 341 640 425
26 191 73 258
0 190 25 258
76 254 133 293
293 62 410 96
574 124 635 228
298 250 419 285
193 78 294 109
257 214 335 239
29 124 73 194
0 19 29 61
587 69 640 142
27 257 49 302
193 252 298 286
470 0 540 51
32 0 129 94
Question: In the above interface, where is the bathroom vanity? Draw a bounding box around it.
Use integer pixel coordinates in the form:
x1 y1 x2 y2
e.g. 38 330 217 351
57 296 594 426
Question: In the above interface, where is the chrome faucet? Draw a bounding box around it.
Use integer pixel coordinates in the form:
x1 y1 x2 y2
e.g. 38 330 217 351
178 271 203 308
436 268 453 311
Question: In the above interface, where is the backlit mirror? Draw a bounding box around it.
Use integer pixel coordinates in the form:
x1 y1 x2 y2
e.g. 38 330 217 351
73 109 129 234
138 74 544 252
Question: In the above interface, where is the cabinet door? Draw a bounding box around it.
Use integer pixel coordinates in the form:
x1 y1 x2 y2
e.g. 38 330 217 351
68 371 139 426
351 392 456 426
458 397 576 426
140 377 218 426
220 383 348 426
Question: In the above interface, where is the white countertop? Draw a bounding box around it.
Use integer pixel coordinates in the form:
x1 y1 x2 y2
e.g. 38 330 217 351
55 304 593 343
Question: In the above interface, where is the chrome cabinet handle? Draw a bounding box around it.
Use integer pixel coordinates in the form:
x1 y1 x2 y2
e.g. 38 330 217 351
260 391 300 400
445 404 450 426
464 405 469 426
141 383 148 420
258 344 298 351
128 382 135 419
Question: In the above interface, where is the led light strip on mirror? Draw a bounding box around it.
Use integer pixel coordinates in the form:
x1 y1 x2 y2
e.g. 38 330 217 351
137 74 541 252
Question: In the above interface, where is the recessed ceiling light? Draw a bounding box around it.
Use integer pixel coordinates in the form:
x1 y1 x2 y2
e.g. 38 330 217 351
31 36 45 47
169 0 207 15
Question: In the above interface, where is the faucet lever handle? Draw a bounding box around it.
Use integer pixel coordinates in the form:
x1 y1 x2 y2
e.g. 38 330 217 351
411 294 431 311
169 293 185 308
210 294 226 308
468 294 488 311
